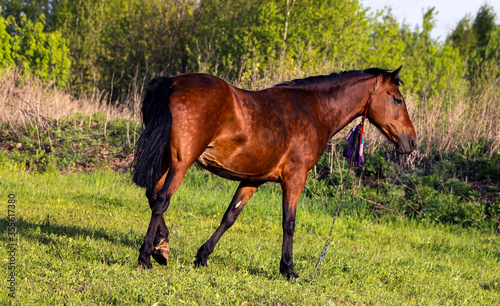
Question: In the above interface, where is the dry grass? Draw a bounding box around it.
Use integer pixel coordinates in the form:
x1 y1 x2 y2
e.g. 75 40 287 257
406 88 500 156
0 67 137 138
360 88 500 158
232 59 500 157
1 65 498 158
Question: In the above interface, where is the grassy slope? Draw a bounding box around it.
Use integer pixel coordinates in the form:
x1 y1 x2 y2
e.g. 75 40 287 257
1 165 499 305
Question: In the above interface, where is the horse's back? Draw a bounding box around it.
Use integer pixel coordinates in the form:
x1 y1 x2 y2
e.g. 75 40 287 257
167 73 323 182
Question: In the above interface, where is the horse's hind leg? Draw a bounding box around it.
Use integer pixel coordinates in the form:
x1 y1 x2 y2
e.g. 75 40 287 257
149 168 171 265
194 181 260 267
138 162 189 269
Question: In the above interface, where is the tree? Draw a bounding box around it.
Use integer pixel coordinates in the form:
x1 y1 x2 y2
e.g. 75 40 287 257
448 4 499 79
473 4 497 58
400 8 463 99
0 0 62 31
448 15 477 61
1 14 70 86
0 16 13 67
363 11 405 70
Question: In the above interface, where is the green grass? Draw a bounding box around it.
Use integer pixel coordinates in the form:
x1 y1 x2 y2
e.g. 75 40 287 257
2 115 499 231
1 164 499 305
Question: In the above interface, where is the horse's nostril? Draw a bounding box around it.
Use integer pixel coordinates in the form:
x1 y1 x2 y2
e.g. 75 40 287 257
410 138 416 150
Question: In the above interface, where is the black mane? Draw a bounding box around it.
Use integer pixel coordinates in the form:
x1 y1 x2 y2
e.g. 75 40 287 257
274 68 404 87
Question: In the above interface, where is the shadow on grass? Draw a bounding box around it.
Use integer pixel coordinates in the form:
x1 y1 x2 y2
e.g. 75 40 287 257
1 216 141 249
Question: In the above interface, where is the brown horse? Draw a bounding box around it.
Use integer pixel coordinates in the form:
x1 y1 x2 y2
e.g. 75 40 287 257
132 66 416 279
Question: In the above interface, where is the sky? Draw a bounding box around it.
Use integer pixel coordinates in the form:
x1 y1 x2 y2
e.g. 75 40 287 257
360 0 500 41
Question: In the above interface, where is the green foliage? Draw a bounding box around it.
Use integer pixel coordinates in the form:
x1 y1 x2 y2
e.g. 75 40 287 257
363 153 396 179
399 8 465 99
307 140 500 230
363 13 405 69
448 4 499 83
473 4 497 59
285 0 371 70
1 0 496 104
0 14 70 86
53 0 106 93
0 0 57 29
194 0 372 84
0 16 12 67
53 0 199 95
448 14 477 59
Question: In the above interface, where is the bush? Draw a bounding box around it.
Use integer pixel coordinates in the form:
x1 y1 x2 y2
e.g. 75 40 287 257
0 14 70 86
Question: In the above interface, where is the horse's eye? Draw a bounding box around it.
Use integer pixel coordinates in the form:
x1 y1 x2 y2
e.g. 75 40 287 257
394 97 403 104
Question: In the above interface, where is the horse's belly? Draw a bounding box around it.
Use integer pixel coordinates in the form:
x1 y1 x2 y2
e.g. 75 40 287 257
196 146 280 181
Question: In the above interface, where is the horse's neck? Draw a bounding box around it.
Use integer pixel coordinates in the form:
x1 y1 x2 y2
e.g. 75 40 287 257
317 78 372 139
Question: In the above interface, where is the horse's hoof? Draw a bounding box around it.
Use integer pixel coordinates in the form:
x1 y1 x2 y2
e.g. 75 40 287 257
192 258 207 267
137 263 152 270
137 258 152 270
286 272 300 280
152 238 170 265
280 264 300 280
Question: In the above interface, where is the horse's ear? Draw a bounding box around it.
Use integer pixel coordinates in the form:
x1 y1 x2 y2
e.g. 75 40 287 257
391 65 403 83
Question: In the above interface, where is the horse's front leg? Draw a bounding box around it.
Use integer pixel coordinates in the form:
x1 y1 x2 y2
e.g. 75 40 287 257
280 173 307 279
194 181 260 267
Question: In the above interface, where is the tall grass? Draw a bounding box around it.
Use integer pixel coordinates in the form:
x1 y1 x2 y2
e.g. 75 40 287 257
362 87 500 159
1 63 499 158
0 67 136 139
247 61 500 157
214 52 500 158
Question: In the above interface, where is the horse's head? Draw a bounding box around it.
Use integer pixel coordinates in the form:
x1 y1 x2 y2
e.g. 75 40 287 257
367 66 416 154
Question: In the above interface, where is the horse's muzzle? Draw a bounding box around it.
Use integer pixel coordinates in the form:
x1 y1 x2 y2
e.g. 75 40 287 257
397 136 417 154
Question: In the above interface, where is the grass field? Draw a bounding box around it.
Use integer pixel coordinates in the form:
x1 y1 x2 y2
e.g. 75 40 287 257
1 163 499 305
0 52 499 305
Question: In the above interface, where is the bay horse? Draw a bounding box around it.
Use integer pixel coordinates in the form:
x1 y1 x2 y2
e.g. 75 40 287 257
132 66 416 279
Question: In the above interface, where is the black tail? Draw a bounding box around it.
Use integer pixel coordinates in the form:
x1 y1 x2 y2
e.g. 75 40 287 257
132 77 174 197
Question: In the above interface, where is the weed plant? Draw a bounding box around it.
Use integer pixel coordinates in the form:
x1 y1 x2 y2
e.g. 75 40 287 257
0 65 499 303
1 65 499 231
0 165 499 304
